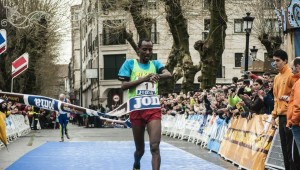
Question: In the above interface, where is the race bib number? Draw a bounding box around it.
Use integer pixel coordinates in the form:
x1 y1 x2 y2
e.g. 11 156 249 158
136 82 156 96
128 95 161 112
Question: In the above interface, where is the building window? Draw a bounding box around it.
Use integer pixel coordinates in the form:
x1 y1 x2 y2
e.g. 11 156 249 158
203 0 209 9
85 41 88 58
151 22 159 44
265 19 280 33
152 53 157 60
83 46 86 61
202 19 210 40
235 53 243 67
216 63 223 78
204 19 210 31
138 22 159 44
104 54 126 80
72 14 78 21
264 0 274 9
102 20 126 45
102 0 117 11
147 0 157 10
234 19 245 33
202 32 208 40
95 1 98 10
88 32 92 52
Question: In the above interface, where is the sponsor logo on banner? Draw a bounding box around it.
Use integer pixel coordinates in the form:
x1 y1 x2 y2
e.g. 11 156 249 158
0 29 7 55
12 53 29 78
5 116 15 130
128 95 160 112
0 92 24 103
27 96 58 111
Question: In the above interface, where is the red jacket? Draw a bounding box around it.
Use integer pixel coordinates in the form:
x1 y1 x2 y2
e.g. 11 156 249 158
287 72 300 126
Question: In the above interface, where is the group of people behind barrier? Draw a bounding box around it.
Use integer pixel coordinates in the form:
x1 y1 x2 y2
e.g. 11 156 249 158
160 70 274 125
160 50 300 170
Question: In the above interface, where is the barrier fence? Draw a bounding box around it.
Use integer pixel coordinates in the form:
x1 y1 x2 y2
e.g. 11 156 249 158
2 113 285 169
162 114 283 170
0 114 31 148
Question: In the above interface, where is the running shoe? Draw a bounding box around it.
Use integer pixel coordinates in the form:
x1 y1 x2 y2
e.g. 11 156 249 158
66 133 70 139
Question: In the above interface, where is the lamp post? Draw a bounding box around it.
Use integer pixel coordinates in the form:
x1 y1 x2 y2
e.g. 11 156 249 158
242 12 255 78
250 46 258 61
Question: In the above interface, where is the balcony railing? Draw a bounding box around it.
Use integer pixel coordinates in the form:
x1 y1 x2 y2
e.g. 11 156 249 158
100 32 159 46
136 32 159 44
100 33 126 46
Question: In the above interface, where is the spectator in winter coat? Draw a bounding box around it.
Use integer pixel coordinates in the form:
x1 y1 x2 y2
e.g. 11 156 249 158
286 58 300 156
241 79 265 115
263 76 274 115
271 49 299 170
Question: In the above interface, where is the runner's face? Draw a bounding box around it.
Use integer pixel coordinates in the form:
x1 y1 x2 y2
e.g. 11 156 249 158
138 41 153 63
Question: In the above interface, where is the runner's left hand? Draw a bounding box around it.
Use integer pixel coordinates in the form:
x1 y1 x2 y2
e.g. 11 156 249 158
150 74 160 83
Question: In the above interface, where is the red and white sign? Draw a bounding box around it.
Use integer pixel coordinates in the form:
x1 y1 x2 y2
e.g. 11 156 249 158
113 94 120 102
0 29 7 55
12 53 29 79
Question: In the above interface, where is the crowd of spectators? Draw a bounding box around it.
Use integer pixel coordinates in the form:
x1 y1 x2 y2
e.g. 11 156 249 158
0 101 59 130
159 72 275 126
0 71 275 131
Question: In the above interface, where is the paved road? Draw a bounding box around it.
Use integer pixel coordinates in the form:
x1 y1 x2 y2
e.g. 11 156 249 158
0 124 237 169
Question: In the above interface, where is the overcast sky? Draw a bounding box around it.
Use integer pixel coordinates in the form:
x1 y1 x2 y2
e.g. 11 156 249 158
57 0 81 64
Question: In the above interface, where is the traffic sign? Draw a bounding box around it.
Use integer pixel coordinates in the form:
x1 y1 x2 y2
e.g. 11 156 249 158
0 29 7 55
12 53 29 78
113 95 120 102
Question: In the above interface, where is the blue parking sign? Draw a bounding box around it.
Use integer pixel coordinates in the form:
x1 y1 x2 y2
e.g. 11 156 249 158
0 29 7 55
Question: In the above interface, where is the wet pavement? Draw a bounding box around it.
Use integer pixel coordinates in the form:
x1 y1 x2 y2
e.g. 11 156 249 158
0 124 237 170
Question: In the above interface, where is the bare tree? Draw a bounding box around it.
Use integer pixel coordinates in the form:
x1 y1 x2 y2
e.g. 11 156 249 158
194 0 227 89
160 0 201 93
99 0 228 92
256 1 284 73
101 0 203 93
0 0 67 95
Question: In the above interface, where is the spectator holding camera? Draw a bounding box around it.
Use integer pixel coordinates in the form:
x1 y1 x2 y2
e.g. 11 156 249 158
263 76 275 115
240 79 265 115
228 85 241 107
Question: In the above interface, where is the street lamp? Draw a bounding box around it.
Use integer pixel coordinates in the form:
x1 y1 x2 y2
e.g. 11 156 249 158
250 46 258 61
242 12 255 77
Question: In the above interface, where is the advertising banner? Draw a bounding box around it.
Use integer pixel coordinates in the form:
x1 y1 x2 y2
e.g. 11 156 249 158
219 115 275 170
207 117 228 152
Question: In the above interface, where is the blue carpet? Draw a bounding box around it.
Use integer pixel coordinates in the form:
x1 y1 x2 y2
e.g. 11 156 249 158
6 141 225 170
